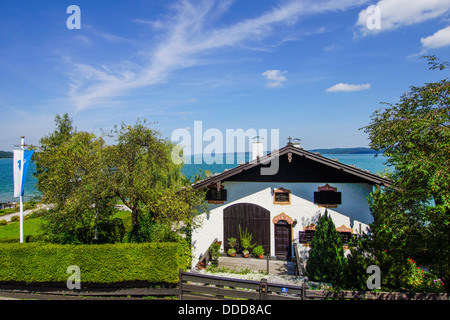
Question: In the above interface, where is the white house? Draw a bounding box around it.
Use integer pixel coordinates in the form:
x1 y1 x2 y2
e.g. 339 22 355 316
190 141 392 268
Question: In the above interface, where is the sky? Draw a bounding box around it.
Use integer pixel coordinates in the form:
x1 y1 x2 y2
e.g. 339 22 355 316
0 0 449 153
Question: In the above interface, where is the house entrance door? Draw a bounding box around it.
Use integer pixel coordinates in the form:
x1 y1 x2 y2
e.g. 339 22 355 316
274 220 291 259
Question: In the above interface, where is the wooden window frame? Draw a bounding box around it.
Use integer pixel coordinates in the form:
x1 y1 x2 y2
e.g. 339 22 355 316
273 187 291 205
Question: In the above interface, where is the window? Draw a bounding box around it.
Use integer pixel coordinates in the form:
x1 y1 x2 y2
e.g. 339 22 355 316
205 187 227 203
298 224 316 245
314 184 341 208
299 223 356 248
273 188 291 205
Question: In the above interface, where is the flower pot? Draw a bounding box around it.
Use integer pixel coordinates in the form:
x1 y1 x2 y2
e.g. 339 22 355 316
258 254 264 259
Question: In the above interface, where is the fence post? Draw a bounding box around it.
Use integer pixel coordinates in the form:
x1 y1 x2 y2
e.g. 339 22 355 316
178 268 183 300
260 278 268 300
301 282 307 300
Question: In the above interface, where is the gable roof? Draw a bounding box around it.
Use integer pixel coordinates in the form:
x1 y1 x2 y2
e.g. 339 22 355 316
192 144 393 189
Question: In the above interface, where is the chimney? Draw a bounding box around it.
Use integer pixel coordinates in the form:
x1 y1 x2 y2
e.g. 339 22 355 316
252 136 264 160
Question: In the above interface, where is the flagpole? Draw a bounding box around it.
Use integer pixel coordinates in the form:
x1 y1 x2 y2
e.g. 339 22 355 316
19 136 24 244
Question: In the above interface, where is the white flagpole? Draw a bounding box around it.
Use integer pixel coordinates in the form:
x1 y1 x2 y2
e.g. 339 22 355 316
19 136 24 244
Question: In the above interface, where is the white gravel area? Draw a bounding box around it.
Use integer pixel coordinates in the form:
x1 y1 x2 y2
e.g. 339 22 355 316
197 269 308 287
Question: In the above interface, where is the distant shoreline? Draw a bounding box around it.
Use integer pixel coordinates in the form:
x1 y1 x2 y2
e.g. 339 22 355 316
0 147 381 158
0 151 13 159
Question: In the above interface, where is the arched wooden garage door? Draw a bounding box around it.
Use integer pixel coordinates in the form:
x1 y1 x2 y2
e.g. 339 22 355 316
223 203 270 255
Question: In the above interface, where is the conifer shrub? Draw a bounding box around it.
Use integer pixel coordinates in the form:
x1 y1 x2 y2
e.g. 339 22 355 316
306 210 346 287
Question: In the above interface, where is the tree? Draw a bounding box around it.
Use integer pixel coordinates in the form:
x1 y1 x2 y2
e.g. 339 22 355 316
104 119 205 237
34 113 75 202
362 55 450 292
306 210 346 287
36 128 122 244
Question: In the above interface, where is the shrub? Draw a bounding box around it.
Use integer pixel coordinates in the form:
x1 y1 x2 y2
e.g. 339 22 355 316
0 220 7 226
306 210 346 287
253 245 264 257
209 241 222 261
0 242 190 285
9 215 19 222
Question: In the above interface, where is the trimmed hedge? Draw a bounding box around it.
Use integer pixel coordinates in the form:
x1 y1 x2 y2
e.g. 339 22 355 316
0 242 190 285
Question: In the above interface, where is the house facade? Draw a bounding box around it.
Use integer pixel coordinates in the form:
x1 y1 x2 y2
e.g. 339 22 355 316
190 142 392 268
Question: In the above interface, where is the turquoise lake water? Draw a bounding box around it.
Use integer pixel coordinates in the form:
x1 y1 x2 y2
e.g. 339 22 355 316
0 153 389 203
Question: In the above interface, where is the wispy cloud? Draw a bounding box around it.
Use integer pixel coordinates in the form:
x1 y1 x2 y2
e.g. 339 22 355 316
356 0 450 36
262 69 287 87
326 83 371 92
66 0 370 112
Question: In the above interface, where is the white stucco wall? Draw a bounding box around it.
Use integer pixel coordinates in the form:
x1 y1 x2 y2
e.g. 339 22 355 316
191 181 373 267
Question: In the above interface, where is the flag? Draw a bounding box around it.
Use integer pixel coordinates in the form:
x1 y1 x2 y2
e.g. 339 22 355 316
13 149 34 197
21 150 34 196
13 150 23 198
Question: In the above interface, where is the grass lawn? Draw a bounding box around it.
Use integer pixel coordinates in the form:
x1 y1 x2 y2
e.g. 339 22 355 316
0 216 43 242
0 208 133 243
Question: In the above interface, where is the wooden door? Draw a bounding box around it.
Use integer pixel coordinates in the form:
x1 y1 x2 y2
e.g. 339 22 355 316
274 220 291 259
224 203 270 254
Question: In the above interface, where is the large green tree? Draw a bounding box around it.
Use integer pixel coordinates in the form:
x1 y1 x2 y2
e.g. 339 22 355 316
103 119 206 238
35 116 205 243
35 118 122 244
362 56 450 291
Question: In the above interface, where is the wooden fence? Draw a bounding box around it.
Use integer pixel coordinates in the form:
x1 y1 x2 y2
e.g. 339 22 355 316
178 270 449 301
178 270 304 300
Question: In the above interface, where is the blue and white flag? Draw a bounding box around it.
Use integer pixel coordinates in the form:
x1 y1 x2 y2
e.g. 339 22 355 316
13 149 34 197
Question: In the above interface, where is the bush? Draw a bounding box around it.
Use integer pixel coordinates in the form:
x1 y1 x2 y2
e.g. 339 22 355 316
253 245 264 257
306 210 346 287
0 220 7 226
9 215 19 222
0 242 190 285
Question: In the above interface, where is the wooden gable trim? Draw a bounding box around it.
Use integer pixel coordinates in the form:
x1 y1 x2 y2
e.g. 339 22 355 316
191 145 393 190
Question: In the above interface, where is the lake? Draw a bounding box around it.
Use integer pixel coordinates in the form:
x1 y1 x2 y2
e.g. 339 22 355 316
0 153 389 203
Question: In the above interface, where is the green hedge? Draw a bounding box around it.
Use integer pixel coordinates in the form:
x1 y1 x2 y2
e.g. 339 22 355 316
0 242 190 285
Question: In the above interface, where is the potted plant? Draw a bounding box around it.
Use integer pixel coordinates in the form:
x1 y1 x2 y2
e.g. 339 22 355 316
253 245 265 259
208 241 222 265
227 237 237 257
239 225 255 258
227 248 237 257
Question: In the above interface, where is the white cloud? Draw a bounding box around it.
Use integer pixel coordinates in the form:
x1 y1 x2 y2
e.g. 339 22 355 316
421 26 450 48
326 83 371 92
262 69 287 87
356 0 450 35
67 0 371 111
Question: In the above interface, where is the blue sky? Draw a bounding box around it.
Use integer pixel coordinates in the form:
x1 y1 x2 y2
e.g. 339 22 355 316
0 0 449 152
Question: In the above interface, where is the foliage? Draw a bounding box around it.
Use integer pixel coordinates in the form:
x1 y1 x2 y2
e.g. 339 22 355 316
252 245 264 257
0 242 190 284
404 258 446 293
209 241 222 261
239 225 256 253
227 237 237 249
361 55 450 292
33 115 205 244
123 209 185 244
227 237 237 256
306 210 346 287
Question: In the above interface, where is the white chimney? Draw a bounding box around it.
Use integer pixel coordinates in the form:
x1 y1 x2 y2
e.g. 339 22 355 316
252 137 264 160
